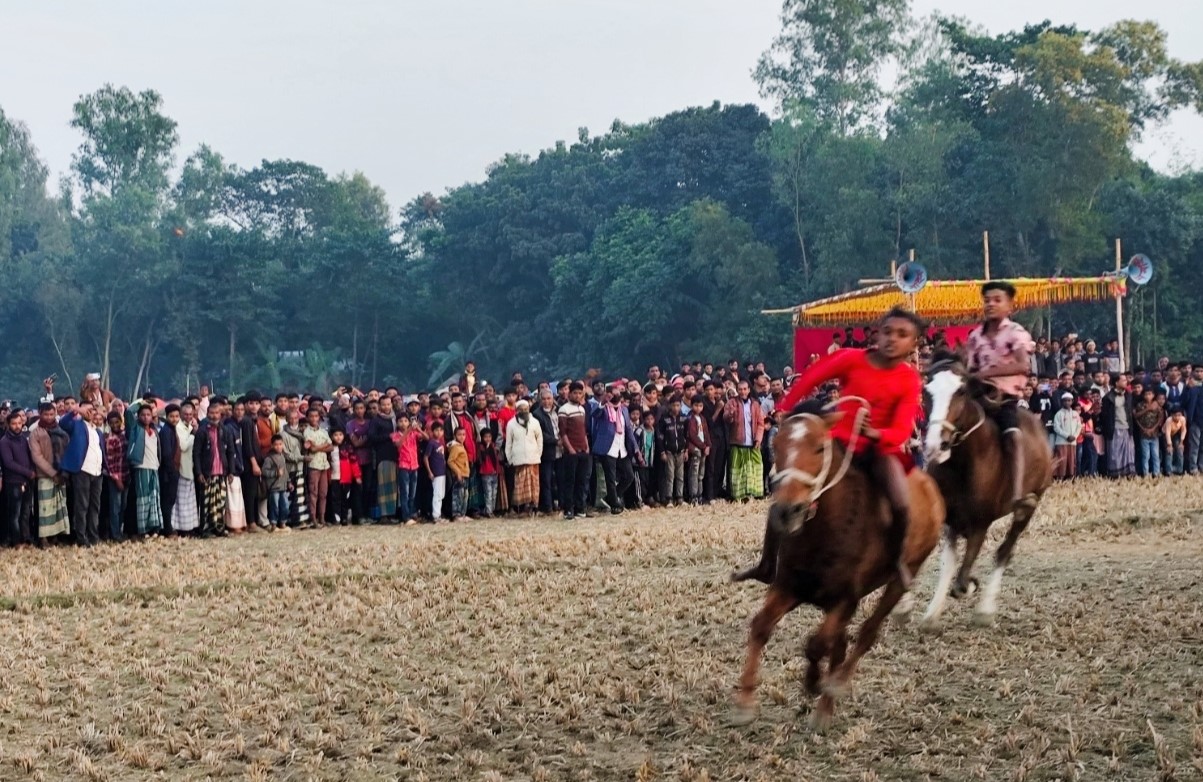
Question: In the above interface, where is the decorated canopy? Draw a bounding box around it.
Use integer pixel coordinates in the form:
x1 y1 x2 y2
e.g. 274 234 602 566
764 276 1125 327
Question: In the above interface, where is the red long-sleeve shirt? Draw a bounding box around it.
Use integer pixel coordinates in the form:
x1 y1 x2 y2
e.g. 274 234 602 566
780 349 921 454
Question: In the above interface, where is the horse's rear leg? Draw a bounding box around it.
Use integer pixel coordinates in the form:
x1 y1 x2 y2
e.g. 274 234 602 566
733 587 798 725
824 579 906 700
974 507 1034 626
805 601 854 732
951 527 987 598
920 527 958 630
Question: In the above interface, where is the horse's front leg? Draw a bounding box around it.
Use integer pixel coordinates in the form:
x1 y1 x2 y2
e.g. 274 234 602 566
732 587 797 725
951 527 987 598
825 579 908 699
920 526 958 630
974 502 1036 626
806 600 854 732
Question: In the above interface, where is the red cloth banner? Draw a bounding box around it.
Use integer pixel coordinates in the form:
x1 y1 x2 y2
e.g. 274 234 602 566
793 326 973 371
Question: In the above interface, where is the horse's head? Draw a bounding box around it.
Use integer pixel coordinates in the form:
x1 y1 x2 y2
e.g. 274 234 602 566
770 400 844 534
922 352 974 466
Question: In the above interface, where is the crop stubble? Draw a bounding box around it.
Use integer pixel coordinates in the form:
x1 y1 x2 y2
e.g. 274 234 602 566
0 478 1200 780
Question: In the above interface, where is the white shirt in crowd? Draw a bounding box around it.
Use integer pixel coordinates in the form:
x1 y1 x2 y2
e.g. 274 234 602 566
81 423 104 477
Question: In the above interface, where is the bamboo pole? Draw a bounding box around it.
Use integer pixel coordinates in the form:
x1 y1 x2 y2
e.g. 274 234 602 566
983 231 991 280
1115 238 1125 372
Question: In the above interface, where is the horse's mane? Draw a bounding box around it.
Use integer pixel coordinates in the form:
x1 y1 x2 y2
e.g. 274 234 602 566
927 348 966 375
926 348 999 404
788 398 827 418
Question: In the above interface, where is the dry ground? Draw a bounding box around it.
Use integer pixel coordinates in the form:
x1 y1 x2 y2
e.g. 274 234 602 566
0 479 1201 781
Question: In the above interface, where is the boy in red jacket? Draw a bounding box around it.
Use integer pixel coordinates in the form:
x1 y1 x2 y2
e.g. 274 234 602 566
736 306 924 588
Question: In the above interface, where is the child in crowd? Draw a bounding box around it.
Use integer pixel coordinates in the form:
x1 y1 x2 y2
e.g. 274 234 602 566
686 396 710 505
1134 388 1165 478
447 426 471 520
1165 405 1186 476
328 429 345 525
104 411 129 541
656 396 687 506
1052 392 1081 480
628 408 646 509
338 430 363 524
303 407 333 527
476 428 501 517
262 435 291 531
394 415 422 525
281 408 309 528
424 422 447 522
638 409 656 508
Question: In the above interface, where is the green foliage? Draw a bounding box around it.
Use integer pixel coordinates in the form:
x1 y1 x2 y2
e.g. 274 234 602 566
755 0 912 133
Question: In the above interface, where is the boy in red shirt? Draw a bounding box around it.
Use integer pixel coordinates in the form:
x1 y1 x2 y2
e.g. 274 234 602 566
738 306 924 587
476 428 501 517
394 415 424 525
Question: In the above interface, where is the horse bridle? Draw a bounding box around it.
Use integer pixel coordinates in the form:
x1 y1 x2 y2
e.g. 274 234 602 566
939 401 987 449
771 396 871 519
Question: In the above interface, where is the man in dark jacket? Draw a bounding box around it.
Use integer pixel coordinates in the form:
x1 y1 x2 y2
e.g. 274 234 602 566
532 390 560 514
366 397 398 522
701 381 728 502
1099 376 1136 478
240 394 267 529
0 411 35 546
195 400 238 536
159 404 181 535
59 400 105 547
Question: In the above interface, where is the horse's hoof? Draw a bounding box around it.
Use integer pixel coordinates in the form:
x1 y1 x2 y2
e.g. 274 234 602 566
730 704 758 727
809 705 833 733
892 610 912 627
950 577 979 599
918 617 942 634
971 610 996 628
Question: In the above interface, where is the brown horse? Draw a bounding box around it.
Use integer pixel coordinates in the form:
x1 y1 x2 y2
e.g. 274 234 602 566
732 399 945 729
918 356 1052 628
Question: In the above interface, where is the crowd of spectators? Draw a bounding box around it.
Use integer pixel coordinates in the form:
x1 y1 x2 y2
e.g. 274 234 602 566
2 332 1197 550
0 360 792 548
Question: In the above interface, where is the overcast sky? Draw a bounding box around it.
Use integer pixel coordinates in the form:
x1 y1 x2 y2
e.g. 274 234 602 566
3 0 1201 210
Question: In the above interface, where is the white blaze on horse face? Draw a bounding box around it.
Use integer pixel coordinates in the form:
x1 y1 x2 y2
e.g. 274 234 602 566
924 370 962 464
789 417 810 459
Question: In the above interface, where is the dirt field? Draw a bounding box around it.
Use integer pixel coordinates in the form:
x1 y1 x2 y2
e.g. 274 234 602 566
0 478 1201 781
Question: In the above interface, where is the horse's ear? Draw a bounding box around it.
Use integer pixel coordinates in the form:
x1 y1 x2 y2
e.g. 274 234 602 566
822 410 844 428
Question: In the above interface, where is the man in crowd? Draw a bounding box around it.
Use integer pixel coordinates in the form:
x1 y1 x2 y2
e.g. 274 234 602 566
724 380 765 502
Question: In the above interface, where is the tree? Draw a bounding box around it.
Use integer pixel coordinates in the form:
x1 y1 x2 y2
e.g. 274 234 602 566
755 0 912 134
69 85 179 394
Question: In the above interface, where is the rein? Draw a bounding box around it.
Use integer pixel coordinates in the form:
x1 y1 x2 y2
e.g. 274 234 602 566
941 399 987 449
772 396 871 512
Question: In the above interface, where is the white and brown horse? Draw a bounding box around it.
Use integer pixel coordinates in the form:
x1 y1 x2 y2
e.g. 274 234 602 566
919 356 1052 628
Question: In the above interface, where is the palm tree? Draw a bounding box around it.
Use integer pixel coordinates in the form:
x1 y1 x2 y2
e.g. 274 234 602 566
427 332 489 388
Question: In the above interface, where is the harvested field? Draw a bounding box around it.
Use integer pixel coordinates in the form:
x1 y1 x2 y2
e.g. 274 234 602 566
0 478 1202 781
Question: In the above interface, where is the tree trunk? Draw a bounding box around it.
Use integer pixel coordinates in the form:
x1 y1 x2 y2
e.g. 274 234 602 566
351 319 359 388
131 322 157 401
101 292 116 389
46 318 75 392
228 323 238 394
371 312 379 388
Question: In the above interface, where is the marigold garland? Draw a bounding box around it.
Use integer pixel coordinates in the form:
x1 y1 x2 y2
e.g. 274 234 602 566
774 277 1126 326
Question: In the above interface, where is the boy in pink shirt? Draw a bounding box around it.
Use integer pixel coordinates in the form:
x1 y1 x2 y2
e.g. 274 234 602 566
394 415 424 525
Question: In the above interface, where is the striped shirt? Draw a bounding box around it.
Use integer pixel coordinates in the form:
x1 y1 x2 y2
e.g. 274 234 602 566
557 403 589 455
